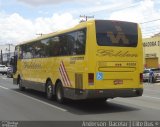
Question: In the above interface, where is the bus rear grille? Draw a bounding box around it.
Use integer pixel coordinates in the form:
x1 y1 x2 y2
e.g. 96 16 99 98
75 73 83 89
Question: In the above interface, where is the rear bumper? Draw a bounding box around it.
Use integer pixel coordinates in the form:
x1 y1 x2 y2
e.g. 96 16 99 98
64 88 143 100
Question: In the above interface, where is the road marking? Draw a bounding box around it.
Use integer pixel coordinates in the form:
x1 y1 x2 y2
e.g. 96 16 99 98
12 90 67 112
143 95 160 100
0 85 67 112
2 77 7 80
144 89 160 93
0 85 9 90
144 83 160 86
0 76 7 80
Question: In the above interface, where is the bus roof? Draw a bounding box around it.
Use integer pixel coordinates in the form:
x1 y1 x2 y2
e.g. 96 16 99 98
16 19 138 46
17 20 95 46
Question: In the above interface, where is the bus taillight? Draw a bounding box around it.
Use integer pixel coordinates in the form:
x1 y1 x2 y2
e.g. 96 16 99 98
140 73 143 83
88 73 94 85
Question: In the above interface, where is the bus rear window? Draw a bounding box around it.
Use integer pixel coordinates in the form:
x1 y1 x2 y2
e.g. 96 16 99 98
96 20 138 47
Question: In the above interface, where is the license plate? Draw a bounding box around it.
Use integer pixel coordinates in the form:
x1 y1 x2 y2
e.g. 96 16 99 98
114 80 123 85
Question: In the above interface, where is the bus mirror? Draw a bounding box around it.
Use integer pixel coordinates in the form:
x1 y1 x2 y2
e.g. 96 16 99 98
10 56 15 66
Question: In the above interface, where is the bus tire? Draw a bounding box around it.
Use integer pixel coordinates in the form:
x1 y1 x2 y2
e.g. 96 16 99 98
56 82 64 103
18 77 25 91
46 81 53 100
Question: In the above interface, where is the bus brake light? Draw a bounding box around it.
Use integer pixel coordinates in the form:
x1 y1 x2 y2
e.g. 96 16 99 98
140 73 143 83
88 73 94 85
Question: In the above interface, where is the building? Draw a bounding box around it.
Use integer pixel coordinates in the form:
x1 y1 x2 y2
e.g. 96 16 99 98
0 44 15 65
143 35 160 68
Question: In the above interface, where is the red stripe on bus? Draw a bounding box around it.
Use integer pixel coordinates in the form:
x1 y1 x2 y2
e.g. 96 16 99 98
61 61 71 86
60 62 69 86
59 68 66 86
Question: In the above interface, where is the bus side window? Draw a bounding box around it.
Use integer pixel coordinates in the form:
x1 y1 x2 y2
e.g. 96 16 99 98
23 44 32 59
19 46 23 59
59 35 68 56
75 29 86 55
51 36 61 56
67 32 76 55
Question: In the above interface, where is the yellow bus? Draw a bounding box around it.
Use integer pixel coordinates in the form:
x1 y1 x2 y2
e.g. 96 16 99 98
12 20 143 103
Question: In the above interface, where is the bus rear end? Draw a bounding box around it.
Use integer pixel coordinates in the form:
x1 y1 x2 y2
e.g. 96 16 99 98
85 20 143 99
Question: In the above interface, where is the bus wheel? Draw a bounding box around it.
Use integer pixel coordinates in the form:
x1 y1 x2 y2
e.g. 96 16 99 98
18 78 25 91
56 82 64 103
46 81 53 100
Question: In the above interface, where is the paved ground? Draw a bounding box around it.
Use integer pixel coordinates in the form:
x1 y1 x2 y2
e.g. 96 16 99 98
0 74 160 121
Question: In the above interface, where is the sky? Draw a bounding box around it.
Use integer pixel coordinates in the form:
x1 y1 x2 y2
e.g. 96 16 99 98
0 0 160 45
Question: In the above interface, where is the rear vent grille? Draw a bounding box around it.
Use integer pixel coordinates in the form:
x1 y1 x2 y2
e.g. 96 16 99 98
75 73 83 89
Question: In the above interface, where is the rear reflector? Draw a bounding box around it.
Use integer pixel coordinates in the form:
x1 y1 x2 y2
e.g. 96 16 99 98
88 73 94 85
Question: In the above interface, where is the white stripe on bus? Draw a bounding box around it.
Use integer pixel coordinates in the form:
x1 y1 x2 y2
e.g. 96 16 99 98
59 68 66 87
61 62 71 86
60 62 70 86
60 63 69 86
59 67 68 87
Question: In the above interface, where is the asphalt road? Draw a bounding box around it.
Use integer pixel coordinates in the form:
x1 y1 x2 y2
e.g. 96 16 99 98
0 74 160 121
